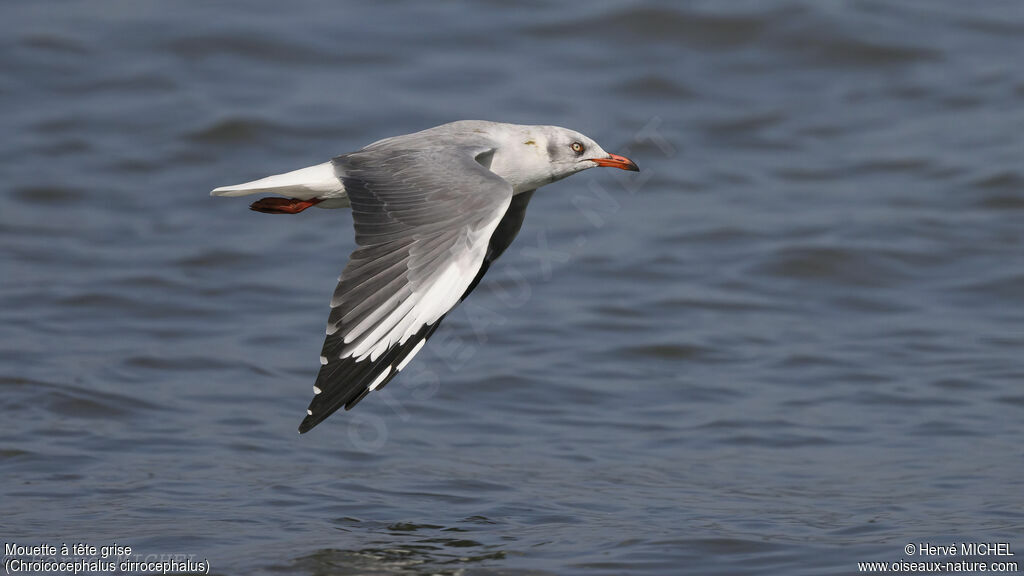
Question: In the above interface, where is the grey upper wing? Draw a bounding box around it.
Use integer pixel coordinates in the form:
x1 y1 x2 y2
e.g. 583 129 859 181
299 142 513 433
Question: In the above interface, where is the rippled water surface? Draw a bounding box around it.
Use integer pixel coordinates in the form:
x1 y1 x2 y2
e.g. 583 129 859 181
3 1 1024 574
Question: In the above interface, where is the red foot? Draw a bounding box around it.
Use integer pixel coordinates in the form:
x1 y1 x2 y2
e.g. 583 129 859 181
250 197 322 214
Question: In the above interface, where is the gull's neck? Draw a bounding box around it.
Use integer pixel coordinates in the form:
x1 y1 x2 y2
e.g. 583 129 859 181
486 126 557 194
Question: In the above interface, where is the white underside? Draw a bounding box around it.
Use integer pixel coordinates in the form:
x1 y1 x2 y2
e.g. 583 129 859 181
210 162 348 205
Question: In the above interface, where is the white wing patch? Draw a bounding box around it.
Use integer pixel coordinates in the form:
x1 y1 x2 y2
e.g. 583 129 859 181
396 339 426 372
367 366 392 391
337 201 509 363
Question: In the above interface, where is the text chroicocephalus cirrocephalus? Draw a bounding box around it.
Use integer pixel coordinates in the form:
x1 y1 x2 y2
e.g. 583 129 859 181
211 120 639 433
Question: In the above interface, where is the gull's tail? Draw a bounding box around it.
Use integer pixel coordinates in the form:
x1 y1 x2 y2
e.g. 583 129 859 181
210 162 348 209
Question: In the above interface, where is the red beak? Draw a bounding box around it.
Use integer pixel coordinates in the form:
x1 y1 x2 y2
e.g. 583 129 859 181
591 153 639 172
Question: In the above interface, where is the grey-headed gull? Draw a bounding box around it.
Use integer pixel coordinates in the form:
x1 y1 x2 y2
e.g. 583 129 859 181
212 120 639 433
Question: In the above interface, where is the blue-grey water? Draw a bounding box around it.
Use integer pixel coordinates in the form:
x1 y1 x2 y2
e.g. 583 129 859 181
3 2 1023 574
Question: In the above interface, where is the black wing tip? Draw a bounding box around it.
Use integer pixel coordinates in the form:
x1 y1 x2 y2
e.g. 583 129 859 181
298 321 444 434
298 415 317 434
297 379 379 433
297 384 368 434
345 388 371 410
299 403 336 434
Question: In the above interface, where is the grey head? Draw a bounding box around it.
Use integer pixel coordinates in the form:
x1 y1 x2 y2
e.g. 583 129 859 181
369 120 639 194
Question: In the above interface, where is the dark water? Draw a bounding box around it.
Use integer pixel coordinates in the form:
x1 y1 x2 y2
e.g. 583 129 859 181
3 1 1024 574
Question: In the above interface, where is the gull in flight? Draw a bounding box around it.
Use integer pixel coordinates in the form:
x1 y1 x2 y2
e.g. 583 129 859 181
212 120 639 433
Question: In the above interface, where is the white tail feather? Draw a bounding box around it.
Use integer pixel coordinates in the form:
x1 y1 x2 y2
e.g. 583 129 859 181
210 162 345 200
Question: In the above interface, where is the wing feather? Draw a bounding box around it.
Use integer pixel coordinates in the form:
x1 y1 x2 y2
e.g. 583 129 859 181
299 138 513 433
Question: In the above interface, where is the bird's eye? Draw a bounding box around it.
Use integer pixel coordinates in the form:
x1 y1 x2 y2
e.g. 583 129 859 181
571 142 585 155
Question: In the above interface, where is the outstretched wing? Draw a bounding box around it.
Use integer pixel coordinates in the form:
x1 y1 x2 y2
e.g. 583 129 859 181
299 142 513 433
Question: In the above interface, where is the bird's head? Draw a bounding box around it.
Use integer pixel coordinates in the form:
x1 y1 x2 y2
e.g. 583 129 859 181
484 123 639 193
539 126 639 180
